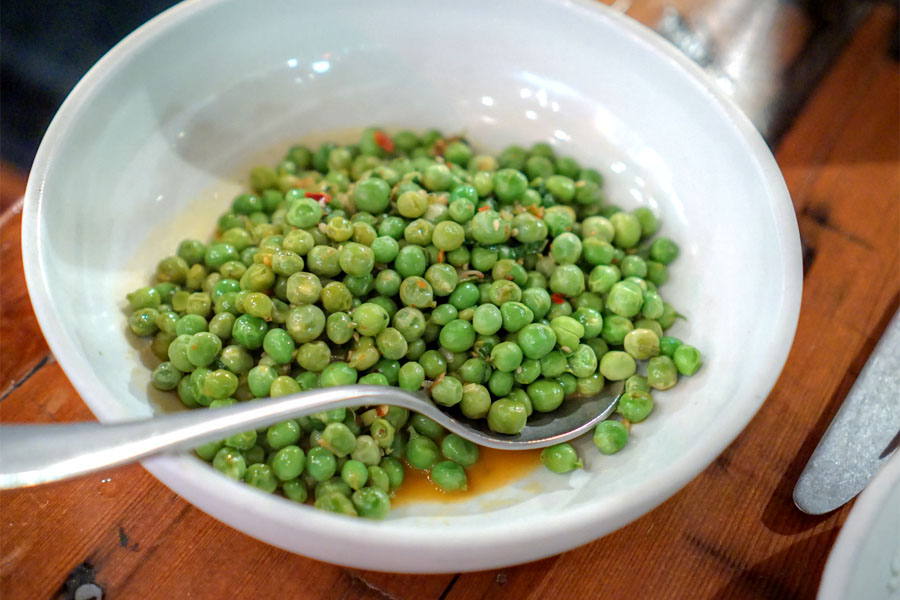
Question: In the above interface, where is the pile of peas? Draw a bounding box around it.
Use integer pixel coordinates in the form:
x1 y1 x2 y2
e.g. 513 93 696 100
125 127 702 518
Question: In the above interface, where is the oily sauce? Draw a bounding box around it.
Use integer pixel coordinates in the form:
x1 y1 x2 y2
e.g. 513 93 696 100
391 446 542 506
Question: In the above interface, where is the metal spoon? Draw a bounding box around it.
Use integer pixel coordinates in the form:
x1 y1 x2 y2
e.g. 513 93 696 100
0 382 623 489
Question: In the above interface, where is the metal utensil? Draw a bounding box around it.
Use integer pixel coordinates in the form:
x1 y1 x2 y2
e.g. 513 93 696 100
0 382 623 489
793 310 900 514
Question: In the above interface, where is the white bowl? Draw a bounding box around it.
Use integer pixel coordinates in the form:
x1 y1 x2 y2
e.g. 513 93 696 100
818 456 900 600
22 0 802 572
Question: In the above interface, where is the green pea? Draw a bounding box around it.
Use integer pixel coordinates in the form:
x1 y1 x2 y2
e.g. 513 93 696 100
351 487 391 519
315 492 357 517
341 459 369 490
150 362 182 391
353 178 391 213
617 391 654 423
577 372 605 397
202 369 238 399
127 286 161 310
306 446 338 482
673 344 702 375
659 336 683 358
491 341 523 372
232 314 267 349
269 375 301 398
261 328 295 364
283 479 309 503
286 272 322 305
440 434 479 466
167 334 195 372
267 420 301 450
527 379 565 412
460 383 491 419
599 351 637 381
419 350 447 379
623 328 660 360
423 164 452 192
177 239 206 265
487 399 527 434
593 420 628 454
224 428 256 450
500 302 534 333
129 308 160 337
271 446 306 481
186 331 222 367
488 370 515 397
319 362 358 387
295 341 331 372
625 375 651 394
473 304 503 335
425 263 458 296
315 478 352 501
319 422 357 457
470 247 498 272
432 221 465 251
610 212 642 248
567 344 598 378
213 447 247 480
438 320 476 353
431 461 468 491
601 315 634 346
194 439 224 461
549 264 585 297
431 375 463 407
247 365 278 397
650 237 679 264
366 465 391 493
588 265 621 294
397 361 425 391
405 415 441 442
295 371 319 391
350 435 382 466
647 355 678 390
286 304 326 343
540 443 583 473
406 436 440 470
380 457 405 490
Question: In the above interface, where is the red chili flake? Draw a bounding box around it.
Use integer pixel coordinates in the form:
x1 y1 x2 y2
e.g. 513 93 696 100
527 205 544 218
374 130 394 152
305 192 331 202
551 293 566 304
438 250 445 263
477 205 491 212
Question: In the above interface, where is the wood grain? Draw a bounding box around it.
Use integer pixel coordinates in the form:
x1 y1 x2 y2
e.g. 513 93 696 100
1 186 51 399
1 5 897 599
0 165 28 214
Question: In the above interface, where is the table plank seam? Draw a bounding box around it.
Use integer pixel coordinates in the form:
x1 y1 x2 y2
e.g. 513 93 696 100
0 352 52 403
344 570 401 600
437 573 460 600
798 205 875 251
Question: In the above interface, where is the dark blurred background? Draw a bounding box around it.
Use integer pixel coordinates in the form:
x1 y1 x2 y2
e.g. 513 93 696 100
1 0 893 176
1 1 179 172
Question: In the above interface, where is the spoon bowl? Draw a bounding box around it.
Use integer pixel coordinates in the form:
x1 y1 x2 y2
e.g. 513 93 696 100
0 383 623 489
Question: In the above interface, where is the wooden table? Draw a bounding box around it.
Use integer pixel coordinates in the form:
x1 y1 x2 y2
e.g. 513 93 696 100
2 6 897 598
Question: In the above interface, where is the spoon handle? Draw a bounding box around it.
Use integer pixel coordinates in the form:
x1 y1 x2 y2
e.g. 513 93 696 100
0 385 421 490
